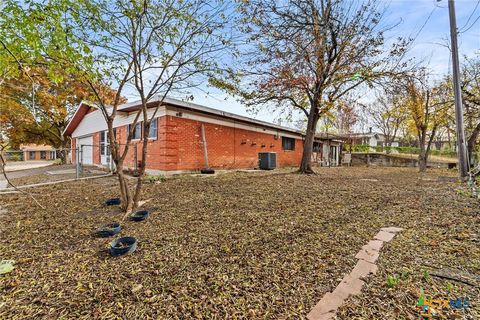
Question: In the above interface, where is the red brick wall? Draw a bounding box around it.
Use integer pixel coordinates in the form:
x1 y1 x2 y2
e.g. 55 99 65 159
92 132 100 165
152 116 303 171
71 139 76 163
72 115 304 172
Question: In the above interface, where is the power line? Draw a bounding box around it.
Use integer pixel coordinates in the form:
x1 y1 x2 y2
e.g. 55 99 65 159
459 14 480 34
458 0 480 32
410 6 437 44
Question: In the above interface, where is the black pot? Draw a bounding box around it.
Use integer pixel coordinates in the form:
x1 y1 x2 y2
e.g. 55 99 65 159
201 168 215 174
95 223 121 238
105 197 121 206
110 236 137 256
129 210 149 222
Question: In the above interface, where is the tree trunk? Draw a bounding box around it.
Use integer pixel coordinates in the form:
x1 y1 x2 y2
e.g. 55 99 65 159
467 122 480 165
117 165 134 214
299 110 320 174
106 116 135 214
56 136 70 164
418 150 427 172
132 123 149 210
418 133 427 172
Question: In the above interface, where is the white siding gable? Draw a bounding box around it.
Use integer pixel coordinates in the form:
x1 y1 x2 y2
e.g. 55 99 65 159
71 106 167 138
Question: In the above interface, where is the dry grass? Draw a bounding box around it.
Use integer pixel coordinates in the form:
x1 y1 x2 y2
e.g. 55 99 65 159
0 167 478 319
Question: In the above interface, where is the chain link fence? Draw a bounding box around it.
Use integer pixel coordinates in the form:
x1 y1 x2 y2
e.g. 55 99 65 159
1 146 112 189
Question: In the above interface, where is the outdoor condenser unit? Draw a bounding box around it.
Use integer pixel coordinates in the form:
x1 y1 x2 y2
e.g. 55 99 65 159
258 152 277 170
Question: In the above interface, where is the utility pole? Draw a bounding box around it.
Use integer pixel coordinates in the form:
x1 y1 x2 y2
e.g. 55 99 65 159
447 0 469 177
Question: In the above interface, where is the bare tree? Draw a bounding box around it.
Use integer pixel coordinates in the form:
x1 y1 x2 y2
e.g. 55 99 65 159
461 57 480 165
366 90 407 152
403 74 450 172
73 0 233 213
225 0 411 173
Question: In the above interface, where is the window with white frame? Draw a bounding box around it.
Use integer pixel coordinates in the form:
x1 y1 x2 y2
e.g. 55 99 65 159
128 122 142 140
148 118 158 139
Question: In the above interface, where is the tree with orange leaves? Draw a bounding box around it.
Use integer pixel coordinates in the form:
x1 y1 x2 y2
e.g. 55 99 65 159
0 67 121 163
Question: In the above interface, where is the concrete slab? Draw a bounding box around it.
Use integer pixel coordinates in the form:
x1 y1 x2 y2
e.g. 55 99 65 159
355 246 380 264
365 239 383 252
335 274 365 297
5 161 53 172
380 227 404 233
350 259 378 279
307 311 335 320
0 178 8 190
46 169 76 175
307 293 344 320
374 230 396 242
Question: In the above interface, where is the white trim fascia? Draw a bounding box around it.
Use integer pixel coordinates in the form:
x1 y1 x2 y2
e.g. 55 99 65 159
165 108 303 140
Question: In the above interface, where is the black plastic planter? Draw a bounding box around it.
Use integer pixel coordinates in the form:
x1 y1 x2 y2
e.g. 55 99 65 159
110 236 137 256
129 210 149 222
95 223 122 238
105 197 121 206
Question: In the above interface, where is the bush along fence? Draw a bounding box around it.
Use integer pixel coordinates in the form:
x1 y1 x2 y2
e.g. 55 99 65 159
467 164 480 200
345 144 458 158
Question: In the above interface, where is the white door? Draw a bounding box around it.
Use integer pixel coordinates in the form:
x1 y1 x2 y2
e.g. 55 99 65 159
77 136 93 165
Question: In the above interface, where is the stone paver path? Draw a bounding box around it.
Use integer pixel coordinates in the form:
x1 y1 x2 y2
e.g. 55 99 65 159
307 227 403 320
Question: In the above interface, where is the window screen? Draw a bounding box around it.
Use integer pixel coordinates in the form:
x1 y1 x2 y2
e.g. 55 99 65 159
282 137 295 150
129 123 142 140
149 118 157 139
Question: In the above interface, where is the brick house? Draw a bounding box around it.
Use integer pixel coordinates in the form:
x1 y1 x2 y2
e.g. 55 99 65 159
63 96 342 174
19 144 56 161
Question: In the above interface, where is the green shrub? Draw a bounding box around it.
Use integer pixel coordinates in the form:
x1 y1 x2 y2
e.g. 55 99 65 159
347 144 371 152
145 174 166 183
9 154 22 161
53 159 62 165
386 274 400 288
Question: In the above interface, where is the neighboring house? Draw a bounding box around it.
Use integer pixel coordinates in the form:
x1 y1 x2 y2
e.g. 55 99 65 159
63 96 343 174
341 131 400 148
312 133 345 166
19 144 56 161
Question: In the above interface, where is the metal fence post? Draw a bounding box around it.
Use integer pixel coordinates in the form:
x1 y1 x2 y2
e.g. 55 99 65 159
76 147 80 179
134 144 138 172
78 145 84 178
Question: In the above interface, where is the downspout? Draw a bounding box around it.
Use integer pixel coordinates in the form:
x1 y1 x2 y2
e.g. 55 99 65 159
201 124 214 174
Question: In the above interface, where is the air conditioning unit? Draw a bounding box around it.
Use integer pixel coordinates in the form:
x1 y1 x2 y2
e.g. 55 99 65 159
258 152 277 170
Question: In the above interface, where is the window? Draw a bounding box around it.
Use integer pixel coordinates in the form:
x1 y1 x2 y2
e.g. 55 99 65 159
100 131 106 155
128 122 142 140
29 151 35 160
40 151 46 159
148 118 157 139
50 151 56 159
282 137 295 151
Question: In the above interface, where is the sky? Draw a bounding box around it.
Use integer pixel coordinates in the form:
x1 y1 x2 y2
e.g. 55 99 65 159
188 0 480 126
119 0 479 128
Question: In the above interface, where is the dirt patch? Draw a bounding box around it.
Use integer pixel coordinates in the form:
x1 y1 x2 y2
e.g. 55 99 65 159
0 167 478 319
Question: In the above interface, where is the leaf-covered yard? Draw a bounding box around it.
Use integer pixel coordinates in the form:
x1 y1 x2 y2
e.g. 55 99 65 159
0 167 479 319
